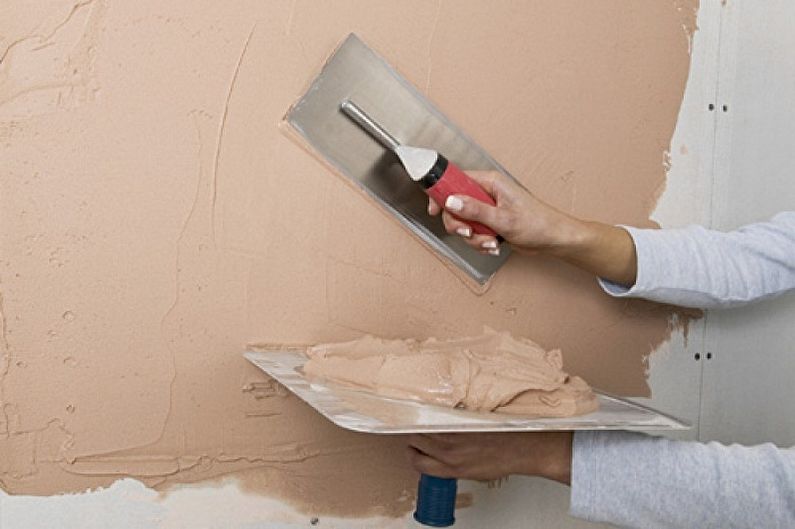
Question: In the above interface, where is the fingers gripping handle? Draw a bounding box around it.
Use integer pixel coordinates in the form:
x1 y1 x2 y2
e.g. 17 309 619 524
414 474 458 527
425 162 498 237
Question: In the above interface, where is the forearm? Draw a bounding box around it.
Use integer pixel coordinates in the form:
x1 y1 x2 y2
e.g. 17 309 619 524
442 172 794 306
543 212 795 309
546 219 638 287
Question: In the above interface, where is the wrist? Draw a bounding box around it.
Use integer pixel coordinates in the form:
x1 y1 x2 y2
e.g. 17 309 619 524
515 432 573 485
543 216 598 260
542 432 573 485
541 219 637 286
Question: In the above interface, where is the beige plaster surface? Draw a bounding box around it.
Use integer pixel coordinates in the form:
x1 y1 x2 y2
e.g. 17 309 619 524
0 0 697 516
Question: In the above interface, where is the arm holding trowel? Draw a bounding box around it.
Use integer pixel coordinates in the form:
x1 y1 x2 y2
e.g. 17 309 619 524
420 177 795 527
427 170 638 286
429 170 795 307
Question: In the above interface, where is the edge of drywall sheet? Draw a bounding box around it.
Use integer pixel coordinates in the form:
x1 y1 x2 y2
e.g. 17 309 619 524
695 0 736 446
707 0 740 232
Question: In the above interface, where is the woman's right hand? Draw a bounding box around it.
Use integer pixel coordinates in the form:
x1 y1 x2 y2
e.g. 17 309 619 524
428 170 638 286
428 170 588 256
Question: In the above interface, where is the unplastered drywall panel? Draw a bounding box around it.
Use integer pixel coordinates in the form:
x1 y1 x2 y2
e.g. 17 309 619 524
699 0 795 447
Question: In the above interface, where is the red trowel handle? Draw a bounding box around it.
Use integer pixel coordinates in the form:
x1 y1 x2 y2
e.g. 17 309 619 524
424 162 498 237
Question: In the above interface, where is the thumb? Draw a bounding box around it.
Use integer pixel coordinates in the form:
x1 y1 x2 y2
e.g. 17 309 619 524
444 194 504 231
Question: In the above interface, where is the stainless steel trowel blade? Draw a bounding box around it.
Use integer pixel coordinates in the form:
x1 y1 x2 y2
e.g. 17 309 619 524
285 33 513 287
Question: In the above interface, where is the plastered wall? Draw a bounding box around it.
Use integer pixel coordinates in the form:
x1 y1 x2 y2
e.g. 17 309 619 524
1 0 697 519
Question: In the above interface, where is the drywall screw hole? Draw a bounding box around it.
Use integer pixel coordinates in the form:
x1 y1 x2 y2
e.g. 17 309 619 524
706 352 713 360
722 104 728 112
694 353 701 361
708 103 715 111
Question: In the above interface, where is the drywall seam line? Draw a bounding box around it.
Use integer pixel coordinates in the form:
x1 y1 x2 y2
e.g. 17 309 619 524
698 0 741 443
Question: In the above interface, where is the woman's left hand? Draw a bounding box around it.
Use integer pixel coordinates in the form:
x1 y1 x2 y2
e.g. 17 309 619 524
406 431 573 484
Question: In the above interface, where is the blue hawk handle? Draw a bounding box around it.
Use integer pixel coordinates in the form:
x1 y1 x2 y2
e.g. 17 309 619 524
413 474 457 527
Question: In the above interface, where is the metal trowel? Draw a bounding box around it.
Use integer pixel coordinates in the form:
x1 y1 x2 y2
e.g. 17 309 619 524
283 33 514 290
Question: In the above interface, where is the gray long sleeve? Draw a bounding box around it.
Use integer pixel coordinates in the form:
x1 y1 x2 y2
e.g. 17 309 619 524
598 211 795 308
570 431 795 529
570 212 795 528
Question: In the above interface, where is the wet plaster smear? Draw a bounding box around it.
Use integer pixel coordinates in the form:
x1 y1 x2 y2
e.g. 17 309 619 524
0 0 698 518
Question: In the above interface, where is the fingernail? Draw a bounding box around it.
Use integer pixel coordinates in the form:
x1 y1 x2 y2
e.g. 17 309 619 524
482 240 498 249
488 248 500 256
427 202 434 215
456 227 472 238
445 195 464 212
